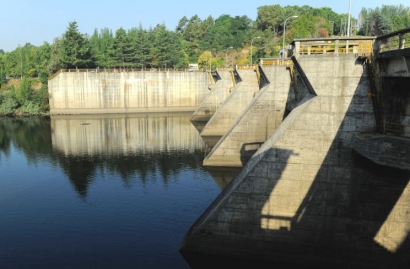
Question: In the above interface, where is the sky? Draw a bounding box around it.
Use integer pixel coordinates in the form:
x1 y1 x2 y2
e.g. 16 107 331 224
0 0 408 52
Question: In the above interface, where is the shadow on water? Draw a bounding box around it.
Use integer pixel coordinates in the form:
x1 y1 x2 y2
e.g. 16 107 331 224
181 59 410 268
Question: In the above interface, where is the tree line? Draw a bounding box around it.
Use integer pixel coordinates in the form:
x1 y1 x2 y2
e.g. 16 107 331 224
0 4 409 115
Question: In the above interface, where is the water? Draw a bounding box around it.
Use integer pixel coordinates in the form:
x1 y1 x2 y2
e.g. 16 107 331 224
0 113 231 269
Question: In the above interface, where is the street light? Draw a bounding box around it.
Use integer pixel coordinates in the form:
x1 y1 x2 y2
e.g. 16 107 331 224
225 46 233 67
250 36 260 64
282 15 298 58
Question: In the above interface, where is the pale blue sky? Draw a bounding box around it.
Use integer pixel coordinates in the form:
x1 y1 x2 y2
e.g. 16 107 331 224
0 0 408 52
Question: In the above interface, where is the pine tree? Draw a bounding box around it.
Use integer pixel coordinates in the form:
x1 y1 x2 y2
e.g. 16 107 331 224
108 28 136 68
59 21 94 69
129 25 152 69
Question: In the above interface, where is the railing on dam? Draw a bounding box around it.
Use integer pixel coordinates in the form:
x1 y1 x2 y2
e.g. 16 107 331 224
259 58 292 66
374 27 410 54
48 67 204 81
291 37 375 57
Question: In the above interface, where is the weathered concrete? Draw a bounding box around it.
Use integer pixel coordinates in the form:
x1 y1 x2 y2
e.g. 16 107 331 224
190 70 234 130
203 66 292 167
48 70 209 115
199 68 260 148
181 54 410 268
352 133 410 170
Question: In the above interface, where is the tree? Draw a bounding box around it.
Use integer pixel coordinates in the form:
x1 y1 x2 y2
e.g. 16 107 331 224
108 28 136 68
176 16 189 34
153 24 186 68
130 25 152 69
59 21 94 69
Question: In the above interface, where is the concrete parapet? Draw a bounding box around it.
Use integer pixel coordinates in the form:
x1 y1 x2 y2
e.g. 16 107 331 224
182 55 410 268
203 66 292 167
199 69 259 148
190 70 234 131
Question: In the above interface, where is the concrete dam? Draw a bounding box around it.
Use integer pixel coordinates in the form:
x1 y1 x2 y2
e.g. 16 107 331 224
48 30 410 268
48 70 210 115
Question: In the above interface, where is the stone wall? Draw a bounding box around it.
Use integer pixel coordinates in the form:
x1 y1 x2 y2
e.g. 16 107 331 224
48 71 210 115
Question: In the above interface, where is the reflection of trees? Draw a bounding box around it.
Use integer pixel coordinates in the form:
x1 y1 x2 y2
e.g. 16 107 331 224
0 119 11 159
1 116 207 199
0 117 54 164
53 149 205 198
55 154 100 199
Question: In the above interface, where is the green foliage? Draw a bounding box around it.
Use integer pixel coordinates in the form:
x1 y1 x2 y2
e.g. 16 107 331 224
15 77 31 105
130 25 152 69
60 21 95 69
152 24 186 68
0 94 18 115
108 28 136 68
1 3 409 83
358 5 410 35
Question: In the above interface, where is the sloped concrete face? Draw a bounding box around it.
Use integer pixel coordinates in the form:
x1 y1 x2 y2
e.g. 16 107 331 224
203 66 292 167
181 55 410 268
190 70 234 126
199 69 259 148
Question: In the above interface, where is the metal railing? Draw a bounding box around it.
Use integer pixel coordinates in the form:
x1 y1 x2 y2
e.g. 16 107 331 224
259 58 293 66
235 64 258 70
383 121 409 136
48 67 206 80
375 27 410 53
291 37 375 57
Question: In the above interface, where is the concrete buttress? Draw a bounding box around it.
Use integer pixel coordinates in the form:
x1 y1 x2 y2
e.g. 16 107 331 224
200 68 260 148
203 65 292 167
181 55 410 268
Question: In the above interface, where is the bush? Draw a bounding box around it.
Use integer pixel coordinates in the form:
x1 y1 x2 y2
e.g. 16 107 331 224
0 95 18 115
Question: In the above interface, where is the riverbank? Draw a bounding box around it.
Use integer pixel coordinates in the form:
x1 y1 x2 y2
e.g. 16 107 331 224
0 78 49 115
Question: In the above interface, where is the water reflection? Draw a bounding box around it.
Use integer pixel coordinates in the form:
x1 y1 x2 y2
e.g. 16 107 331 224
0 113 224 269
51 113 209 198
0 113 212 199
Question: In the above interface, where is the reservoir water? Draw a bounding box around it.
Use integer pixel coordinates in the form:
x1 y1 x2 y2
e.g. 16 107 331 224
0 113 235 269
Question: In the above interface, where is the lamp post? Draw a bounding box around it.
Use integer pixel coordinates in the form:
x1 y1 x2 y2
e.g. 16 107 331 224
225 46 233 67
282 15 298 58
250 36 260 64
346 0 352 53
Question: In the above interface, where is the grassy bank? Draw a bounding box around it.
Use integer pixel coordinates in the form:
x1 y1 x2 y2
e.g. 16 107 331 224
0 78 49 116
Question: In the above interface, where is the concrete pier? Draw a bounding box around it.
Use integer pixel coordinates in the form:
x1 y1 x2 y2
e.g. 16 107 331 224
199 68 260 148
203 65 292 167
190 70 235 132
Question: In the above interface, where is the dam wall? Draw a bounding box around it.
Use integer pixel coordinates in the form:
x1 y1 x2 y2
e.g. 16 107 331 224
199 68 259 148
181 54 410 268
190 70 234 127
203 65 292 167
48 71 210 115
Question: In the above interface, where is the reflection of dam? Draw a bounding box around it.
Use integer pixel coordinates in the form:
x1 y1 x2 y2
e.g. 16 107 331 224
51 113 206 156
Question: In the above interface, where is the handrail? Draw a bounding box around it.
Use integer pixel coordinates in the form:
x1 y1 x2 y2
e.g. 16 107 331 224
47 68 209 80
383 121 409 136
259 58 293 66
291 37 375 57
235 64 258 70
